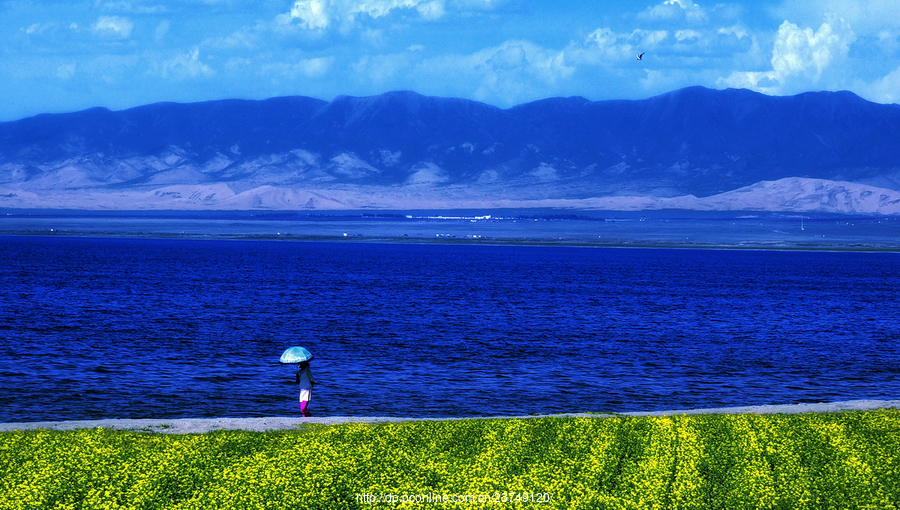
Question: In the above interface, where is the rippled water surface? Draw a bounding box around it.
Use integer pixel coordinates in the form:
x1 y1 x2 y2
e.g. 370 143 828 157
2 235 899 422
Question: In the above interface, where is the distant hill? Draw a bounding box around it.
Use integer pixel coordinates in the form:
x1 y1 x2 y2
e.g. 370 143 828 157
2 86 900 213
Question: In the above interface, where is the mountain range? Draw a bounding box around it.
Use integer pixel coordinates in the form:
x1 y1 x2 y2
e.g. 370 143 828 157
2 86 900 214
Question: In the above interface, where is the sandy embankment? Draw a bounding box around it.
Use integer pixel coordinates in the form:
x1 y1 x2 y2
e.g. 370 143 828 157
1 399 898 435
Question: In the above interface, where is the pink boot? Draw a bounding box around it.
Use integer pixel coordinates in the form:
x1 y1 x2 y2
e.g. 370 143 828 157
300 400 311 417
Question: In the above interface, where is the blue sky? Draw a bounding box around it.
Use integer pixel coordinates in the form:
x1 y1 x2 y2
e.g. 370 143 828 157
2 0 900 120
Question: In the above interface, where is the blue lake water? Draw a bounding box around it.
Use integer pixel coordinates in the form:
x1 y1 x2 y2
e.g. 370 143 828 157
3 210 900 250
1 232 900 422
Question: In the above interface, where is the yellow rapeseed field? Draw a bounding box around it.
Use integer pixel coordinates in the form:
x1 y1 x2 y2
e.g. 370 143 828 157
2 410 900 509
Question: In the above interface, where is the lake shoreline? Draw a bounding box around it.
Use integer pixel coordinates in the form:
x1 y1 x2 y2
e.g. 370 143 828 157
3 399 898 434
4 231 900 252
4 208 900 252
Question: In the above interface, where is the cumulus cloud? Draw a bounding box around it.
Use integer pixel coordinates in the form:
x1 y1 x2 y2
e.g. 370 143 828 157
639 0 708 25
352 52 414 82
347 39 576 103
486 41 573 84
675 29 702 42
875 29 900 55
720 17 855 94
406 162 449 184
287 0 447 30
771 19 853 80
636 29 670 47
571 23 747 66
775 0 900 35
486 44 527 69
859 65 900 104
354 0 432 18
718 25 748 40
156 47 215 80
575 27 666 62
408 40 573 105
291 0 331 30
529 163 559 183
297 56 334 77
92 16 134 38
95 1 167 15
416 0 444 20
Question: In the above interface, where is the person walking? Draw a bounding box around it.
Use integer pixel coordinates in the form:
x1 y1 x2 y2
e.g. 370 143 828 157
296 360 315 417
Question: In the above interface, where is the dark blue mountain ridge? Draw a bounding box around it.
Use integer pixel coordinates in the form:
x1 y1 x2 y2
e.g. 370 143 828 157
2 86 900 202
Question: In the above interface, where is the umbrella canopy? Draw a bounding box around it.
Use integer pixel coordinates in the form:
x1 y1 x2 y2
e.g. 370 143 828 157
280 346 314 364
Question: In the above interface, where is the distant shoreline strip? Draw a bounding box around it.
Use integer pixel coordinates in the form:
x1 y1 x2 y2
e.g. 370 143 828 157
2 399 899 434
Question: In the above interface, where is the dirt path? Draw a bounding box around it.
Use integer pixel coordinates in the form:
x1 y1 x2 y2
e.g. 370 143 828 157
2 399 898 434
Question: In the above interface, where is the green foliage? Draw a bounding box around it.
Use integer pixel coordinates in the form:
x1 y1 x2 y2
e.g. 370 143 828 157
2 410 900 509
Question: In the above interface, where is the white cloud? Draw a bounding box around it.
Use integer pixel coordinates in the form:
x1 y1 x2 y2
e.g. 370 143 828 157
771 19 853 80
406 162 448 184
24 22 57 35
573 27 675 63
875 29 900 56
675 29 702 42
454 0 508 9
92 15 134 38
353 53 412 82
297 56 334 77
353 0 424 18
409 40 573 105
586 27 619 50
95 1 167 14
720 17 855 94
56 63 77 80
154 20 170 41
635 29 670 47
207 27 259 50
858 65 900 104
775 0 900 35
291 0 331 30
416 0 444 20
639 0 708 25
486 43 526 69
580 29 630 63
157 47 215 80
287 0 447 30
264 57 334 79
529 163 558 183
482 41 573 84
718 25 748 40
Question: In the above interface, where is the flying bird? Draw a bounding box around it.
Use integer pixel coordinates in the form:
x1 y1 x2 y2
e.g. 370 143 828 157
637 53 644 60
